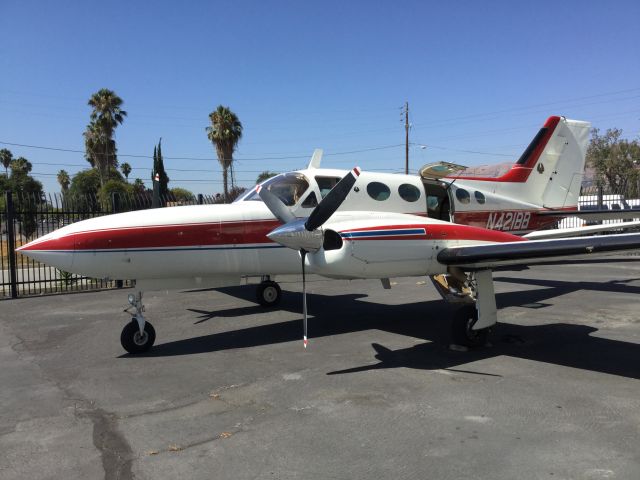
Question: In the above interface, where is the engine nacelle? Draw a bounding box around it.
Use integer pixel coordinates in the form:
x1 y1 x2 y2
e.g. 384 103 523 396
306 228 438 279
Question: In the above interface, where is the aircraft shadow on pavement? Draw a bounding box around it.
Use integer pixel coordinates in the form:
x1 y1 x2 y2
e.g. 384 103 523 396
129 280 640 380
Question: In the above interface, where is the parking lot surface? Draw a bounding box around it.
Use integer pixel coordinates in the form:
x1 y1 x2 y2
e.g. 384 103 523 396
1 259 639 480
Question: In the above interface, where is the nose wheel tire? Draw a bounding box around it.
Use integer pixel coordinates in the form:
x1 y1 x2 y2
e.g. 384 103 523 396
452 305 490 347
256 281 282 307
121 319 156 354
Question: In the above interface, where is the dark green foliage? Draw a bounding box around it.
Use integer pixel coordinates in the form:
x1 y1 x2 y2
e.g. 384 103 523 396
0 156 44 237
132 178 147 195
256 171 278 184
227 186 247 202
120 162 132 181
9 157 32 175
170 187 194 202
206 105 243 201
0 148 13 175
587 128 640 196
85 89 127 187
68 168 125 200
99 179 131 212
57 170 70 192
151 139 169 199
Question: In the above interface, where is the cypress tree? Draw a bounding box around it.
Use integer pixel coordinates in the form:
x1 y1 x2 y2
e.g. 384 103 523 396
151 138 169 200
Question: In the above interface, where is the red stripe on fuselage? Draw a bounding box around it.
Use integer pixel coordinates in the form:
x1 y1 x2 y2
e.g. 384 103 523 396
20 219 283 252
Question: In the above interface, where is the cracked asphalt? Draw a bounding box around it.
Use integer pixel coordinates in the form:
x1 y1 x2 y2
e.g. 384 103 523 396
1 258 640 479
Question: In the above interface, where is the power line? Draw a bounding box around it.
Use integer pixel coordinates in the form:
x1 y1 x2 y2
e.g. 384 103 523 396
411 88 640 128
0 140 404 162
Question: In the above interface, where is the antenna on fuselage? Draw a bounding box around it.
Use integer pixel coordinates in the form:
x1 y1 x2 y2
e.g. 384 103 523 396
307 149 323 169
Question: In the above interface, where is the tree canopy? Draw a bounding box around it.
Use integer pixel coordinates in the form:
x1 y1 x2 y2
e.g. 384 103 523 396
57 170 70 192
1 148 12 175
84 89 127 187
206 105 243 201
256 171 278 184
120 162 132 181
587 128 640 195
151 139 169 200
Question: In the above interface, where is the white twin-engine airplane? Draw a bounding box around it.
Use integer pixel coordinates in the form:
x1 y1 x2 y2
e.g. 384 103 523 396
17 116 640 354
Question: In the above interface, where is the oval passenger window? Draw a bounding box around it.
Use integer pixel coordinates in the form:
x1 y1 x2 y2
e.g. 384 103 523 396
366 182 391 201
455 188 470 204
398 184 421 202
474 191 486 204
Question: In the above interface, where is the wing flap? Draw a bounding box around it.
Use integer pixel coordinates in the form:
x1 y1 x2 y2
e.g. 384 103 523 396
438 233 640 270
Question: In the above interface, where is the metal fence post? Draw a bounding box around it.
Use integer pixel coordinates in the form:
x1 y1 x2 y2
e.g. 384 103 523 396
597 186 603 209
5 191 18 299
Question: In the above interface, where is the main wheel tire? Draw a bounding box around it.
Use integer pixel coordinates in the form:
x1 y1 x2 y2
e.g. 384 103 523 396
121 319 156 354
451 305 489 347
256 281 282 307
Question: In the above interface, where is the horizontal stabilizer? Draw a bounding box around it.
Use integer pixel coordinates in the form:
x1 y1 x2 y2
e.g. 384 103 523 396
524 220 640 240
538 208 640 222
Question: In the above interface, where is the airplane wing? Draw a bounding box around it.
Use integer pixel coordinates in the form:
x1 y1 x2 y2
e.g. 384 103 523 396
437 232 640 270
523 220 640 240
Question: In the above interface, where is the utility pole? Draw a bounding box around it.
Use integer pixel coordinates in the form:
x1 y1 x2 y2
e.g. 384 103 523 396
404 101 409 174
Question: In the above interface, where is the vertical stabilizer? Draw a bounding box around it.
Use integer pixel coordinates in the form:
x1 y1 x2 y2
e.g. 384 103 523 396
308 149 323 169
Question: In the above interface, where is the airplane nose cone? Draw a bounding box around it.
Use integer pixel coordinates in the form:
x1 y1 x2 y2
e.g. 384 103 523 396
266 219 324 252
16 230 76 272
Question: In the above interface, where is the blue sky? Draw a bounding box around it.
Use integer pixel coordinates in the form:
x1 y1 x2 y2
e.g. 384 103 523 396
1 0 639 194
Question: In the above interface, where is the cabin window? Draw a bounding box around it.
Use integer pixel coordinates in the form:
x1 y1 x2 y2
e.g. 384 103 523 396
474 191 486 204
241 173 310 206
315 176 341 198
455 188 470 204
367 182 391 201
301 191 318 208
398 184 421 202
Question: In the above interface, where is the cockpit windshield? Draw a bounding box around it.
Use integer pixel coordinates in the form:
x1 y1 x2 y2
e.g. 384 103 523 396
241 173 310 206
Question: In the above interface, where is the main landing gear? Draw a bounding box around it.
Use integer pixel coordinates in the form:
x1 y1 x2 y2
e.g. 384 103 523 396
121 292 156 354
451 305 489 347
431 269 497 348
256 276 282 307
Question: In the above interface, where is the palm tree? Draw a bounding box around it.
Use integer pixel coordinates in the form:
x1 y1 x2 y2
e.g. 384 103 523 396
57 170 70 192
0 148 12 176
256 171 278 184
86 89 127 186
120 162 132 181
206 105 243 201
9 157 32 175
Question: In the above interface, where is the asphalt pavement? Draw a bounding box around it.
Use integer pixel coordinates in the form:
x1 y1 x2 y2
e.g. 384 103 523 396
1 259 639 480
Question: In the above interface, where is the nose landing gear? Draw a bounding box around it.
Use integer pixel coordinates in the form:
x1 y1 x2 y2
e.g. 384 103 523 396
121 292 156 354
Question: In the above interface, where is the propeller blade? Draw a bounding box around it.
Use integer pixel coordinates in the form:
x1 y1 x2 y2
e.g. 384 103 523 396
257 185 296 224
305 167 360 231
301 249 308 348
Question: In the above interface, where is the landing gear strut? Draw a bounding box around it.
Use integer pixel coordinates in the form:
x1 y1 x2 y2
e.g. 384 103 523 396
256 277 282 307
121 292 156 354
